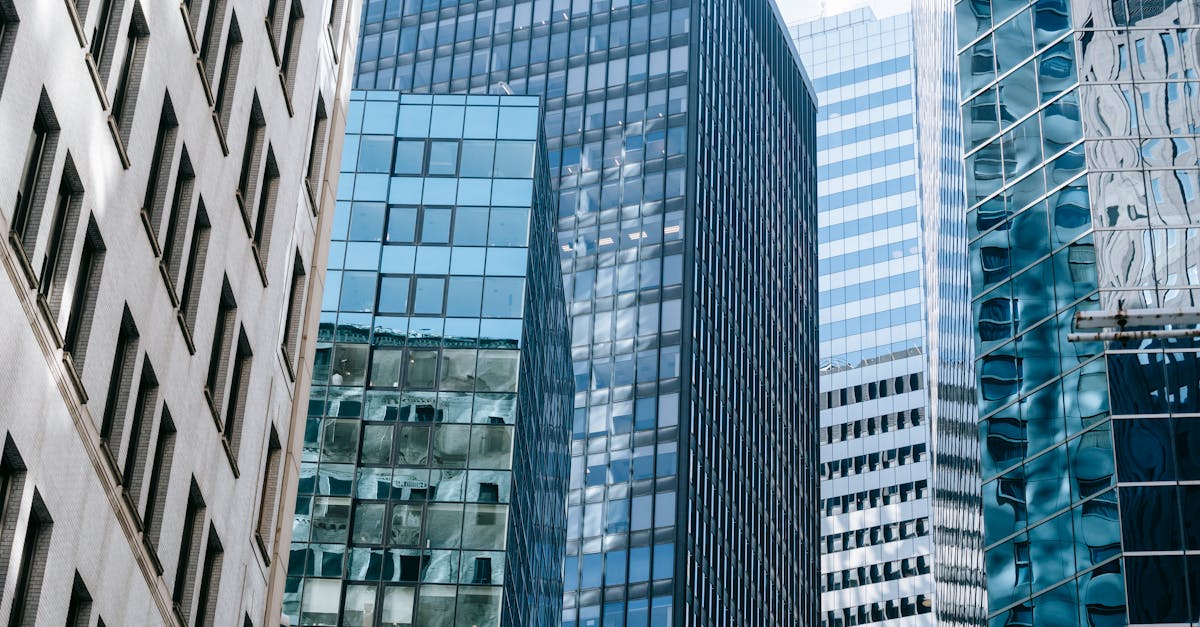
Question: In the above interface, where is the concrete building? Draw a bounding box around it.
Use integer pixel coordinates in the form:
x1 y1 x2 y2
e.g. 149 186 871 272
346 0 821 624
955 0 1200 623
283 91 573 627
0 0 357 624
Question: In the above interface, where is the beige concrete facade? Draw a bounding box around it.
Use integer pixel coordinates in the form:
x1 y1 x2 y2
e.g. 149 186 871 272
0 0 357 625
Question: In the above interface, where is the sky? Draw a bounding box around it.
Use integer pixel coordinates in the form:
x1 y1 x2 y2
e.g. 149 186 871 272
774 0 910 25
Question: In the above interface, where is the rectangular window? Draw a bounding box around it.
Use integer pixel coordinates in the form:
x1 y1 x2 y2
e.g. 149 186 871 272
251 148 278 272
38 155 83 313
236 94 265 220
100 307 139 473
205 279 236 412
194 526 223 627
141 408 174 558
110 4 148 145
160 148 194 288
11 94 59 262
121 360 157 518
141 97 178 248
221 330 252 462
0 437 27 597
178 204 210 338
265 0 286 56
326 0 342 50
0 1 19 95
304 97 328 207
255 428 282 557
279 1 303 95
280 252 306 373
65 573 93 627
212 14 241 130
197 0 226 74
172 480 205 622
87 0 121 79
63 220 105 372
8 492 51 627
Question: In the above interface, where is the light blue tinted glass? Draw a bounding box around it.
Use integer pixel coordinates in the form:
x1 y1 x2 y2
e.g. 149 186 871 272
344 243 381 270
423 178 457 204
486 248 527 276
457 179 491 205
415 247 451 274
453 207 489 245
450 247 486 275
446 277 483 316
394 140 425 174
482 277 524 318
460 140 496 177
463 106 498 138
628 547 650 583
413 278 445 314
422 208 452 243
381 246 415 273
340 272 377 312
362 101 397 134
430 105 466 137
387 207 417 243
379 277 410 313
493 141 536 178
488 209 530 247
497 107 539 139
388 177 422 204
354 174 388 200
651 543 673 580
428 141 459 175
359 136 393 173
397 104 431 136
349 203 386 241
492 179 533 206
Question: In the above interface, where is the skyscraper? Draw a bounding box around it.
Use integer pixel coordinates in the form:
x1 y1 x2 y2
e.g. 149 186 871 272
0 0 357 625
344 0 820 625
793 8 983 627
285 92 573 626
957 0 1200 623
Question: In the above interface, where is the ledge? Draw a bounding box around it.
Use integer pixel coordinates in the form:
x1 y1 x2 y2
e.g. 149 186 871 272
158 261 180 308
175 310 196 355
61 353 88 403
35 293 63 348
8 231 38 290
220 437 240 478
106 116 131 169
140 209 162 258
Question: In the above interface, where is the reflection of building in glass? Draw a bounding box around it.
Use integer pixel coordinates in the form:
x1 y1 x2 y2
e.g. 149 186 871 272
956 0 1200 623
347 1 820 625
793 8 984 627
285 92 572 626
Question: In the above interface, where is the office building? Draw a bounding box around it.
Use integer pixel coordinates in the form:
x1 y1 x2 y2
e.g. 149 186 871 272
283 92 573 626
344 0 820 625
794 8 983 627
957 0 1200 623
0 0 357 625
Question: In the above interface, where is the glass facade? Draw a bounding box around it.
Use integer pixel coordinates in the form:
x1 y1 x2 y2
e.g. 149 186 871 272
285 92 572 626
957 0 1200 624
794 9 984 627
352 0 819 625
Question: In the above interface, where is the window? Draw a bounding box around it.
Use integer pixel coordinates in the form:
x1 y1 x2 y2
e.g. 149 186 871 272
11 93 59 263
100 307 139 472
87 0 121 79
172 480 206 622
141 408 174 558
110 3 148 145
251 148 279 272
326 0 343 50
160 148 195 286
255 428 282 557
178 204 210 337
0 437 27 596
121 360 157 516
62 220 104 372
8 491 51 627
65 573 93 627
212 15 241 130
222 330 252 462
304 97 328 205
281 252 307 373
205 278 236 411
265 0 286 57
194 526 224 627
142 97 179 246
38 155 83 312
196 0 227 74
236 94 265 216
279 1 303 97
0 1 18 98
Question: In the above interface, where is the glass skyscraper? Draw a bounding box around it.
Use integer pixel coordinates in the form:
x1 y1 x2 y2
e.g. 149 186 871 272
957 0 1200 624
793 8 983 627
285 92 573 626
352 1 819 625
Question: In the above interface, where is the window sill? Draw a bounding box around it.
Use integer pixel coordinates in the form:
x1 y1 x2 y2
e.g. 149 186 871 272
106 115 131 169
158 261 180 308
251 243 269 288
304 177 319 216
203 387 222 431
84 54 111 112
194 57 215 108
220 437 240 478
234 190 253 240
64 0 86 47
120 488 144 532
8 231 38 289
276 71 294 118
98 439 123 486
209 109 229 156
141 534 164 575
61 352 88 403
280 345 296 382
140 208 162 257
175 310 196 355
264 18 282 66
178 1 199 54
35 292 63 348
325 24 340 63
254 532 272 567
